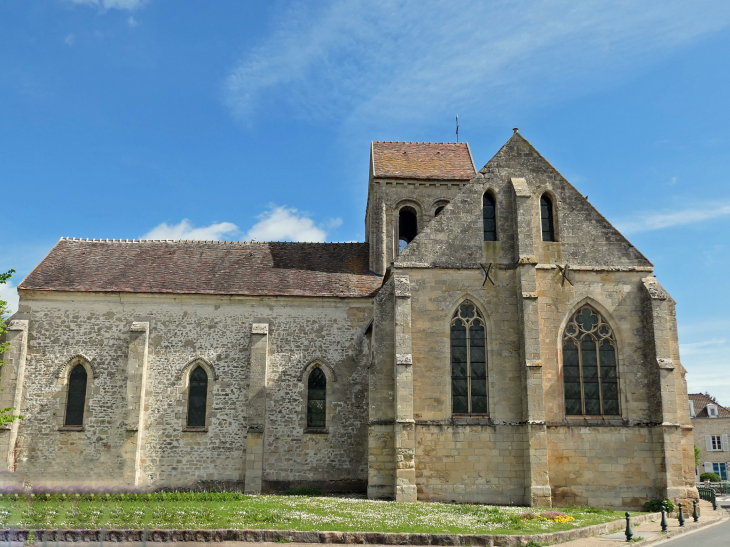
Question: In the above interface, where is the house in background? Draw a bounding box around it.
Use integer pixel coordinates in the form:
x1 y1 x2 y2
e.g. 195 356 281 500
689 393 730 480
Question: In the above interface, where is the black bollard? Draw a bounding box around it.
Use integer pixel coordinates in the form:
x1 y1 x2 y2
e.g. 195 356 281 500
660 505 668 532
693 500 699 522
678 502 685 527
55 528 60 547
99 527 105 547
142 527 148 547
625 512 633 542
9 528 14 547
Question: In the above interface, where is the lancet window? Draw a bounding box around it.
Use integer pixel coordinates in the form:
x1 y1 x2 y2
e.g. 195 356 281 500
187 366 208 427
307 367 327 428
483 193 496 241
451 301 488 415
541 194 555 242
64 364 88 426
563 306 619 416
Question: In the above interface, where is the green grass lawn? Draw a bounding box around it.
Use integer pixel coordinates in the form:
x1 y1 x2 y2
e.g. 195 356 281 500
0 493 635 535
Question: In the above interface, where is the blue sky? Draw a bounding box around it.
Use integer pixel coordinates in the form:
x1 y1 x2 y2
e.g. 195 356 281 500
2 0 729 404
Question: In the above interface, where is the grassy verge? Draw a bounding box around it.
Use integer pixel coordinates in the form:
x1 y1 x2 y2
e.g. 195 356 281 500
0 493 637 535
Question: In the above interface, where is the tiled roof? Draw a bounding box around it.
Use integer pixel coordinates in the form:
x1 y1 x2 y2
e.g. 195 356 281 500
19 239 382 298
689 393 730 418
371 142 476 180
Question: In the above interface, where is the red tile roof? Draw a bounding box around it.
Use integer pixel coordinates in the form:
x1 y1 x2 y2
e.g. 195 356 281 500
689 393 730 418
19 239 382 298
371 142 476 180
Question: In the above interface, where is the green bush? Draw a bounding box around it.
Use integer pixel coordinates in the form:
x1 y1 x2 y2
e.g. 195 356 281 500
700 472 721 482
283 485 322 496
643 499 675 513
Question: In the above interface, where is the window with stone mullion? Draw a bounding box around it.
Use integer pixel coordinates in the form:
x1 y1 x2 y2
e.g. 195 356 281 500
451 301 488 416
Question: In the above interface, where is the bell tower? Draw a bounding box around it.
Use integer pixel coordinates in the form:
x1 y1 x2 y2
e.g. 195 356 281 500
365 141 477 275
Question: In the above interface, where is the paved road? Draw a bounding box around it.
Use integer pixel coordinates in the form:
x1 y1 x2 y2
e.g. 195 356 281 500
656 495 730 547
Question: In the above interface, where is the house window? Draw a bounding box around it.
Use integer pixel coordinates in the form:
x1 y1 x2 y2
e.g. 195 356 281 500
707 404 719 418
563 305 619 416
540 195 555 242
64 364 88 426
706 434 729 451
307 368 326 428
713 463 728 480
187 366 208 427
689 400 696 418
712 435 722 450
483 193 496 241
398 207 418 253
451 300 488 415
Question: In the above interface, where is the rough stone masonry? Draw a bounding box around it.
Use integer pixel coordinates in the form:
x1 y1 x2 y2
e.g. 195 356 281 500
0 131 698 509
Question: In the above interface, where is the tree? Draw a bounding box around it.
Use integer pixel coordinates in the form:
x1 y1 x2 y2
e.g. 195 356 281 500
1 269 22 426
694 445 700 467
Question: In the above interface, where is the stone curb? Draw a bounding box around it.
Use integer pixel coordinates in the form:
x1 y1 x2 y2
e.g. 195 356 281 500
0 513 661 547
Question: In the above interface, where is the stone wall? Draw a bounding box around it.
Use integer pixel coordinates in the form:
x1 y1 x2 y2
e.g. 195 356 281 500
2 291 372 491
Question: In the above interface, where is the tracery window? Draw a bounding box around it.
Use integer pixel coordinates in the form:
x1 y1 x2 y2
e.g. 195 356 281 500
483 193 496 241
540 195 555 242
563 306 619 416
451 301 488 415
187 366 208 427
307 368 327 428
64 364 88 426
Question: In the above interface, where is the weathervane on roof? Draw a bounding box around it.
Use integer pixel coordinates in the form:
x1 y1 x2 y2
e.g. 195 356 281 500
456 114 459 143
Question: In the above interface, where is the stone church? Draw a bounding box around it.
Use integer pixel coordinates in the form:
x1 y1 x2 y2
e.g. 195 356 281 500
1 131 698 509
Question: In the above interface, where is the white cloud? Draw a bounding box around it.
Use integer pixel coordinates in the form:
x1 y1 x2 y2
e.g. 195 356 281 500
616 202 730 234
141 219 239 241
68 0 146 11
244 205 341 242
224 0 730 127
679 322 730 406
128 16 138 27
64 33 76 46
0 281 19 317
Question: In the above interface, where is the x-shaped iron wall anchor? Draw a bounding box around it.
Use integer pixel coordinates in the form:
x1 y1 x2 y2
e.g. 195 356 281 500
481 263 495 286
558 263 573 287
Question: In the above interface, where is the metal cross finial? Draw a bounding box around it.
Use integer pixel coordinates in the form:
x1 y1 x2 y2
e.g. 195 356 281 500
558 263 573 287
456 115 459 143
481 263 495 286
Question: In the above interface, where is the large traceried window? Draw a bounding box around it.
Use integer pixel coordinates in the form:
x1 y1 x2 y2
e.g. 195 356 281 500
307 368 327 428
187 366 208 427
451 301 488 415
563 306 619 416
64 364 88 426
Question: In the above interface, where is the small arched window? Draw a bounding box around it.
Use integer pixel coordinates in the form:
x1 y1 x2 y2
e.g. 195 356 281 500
540 194 555 242
434 206 445 216
307 368 327 428
187 366 208 427
65 364 88 426
451 301 488 415
563 306 619 416
483 193 496 241
398 206 418 253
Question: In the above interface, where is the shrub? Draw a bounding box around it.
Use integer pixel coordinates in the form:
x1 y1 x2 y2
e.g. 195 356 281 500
700 472 721 482
643 499 675 513
284 485 322 496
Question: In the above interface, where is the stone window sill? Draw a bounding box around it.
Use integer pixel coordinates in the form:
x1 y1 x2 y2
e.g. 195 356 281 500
450 415 491 425
304 428 328 434
182 427 208 432
59 426 85 432
565 415 624 425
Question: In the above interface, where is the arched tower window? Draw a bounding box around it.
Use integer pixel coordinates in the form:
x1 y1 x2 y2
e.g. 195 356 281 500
483 193 496 241
540 194 555 242
451 301 488 415
187 366 208 427
307 367 327 428
65 364 88 426
434 206 445 216
563 305 619 416
398 206 418 253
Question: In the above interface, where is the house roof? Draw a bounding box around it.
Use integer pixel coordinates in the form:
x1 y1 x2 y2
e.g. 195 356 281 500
371 142 476 180
19 239 383 298
689 393 730 418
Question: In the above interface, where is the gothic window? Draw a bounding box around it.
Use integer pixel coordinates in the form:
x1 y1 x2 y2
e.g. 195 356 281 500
563 306 619 416
483 193 496 241
451 301 488 415
187 366 208 427
307 368 327 428
398 206 418 253
540 195 555 242
65 364 88 426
